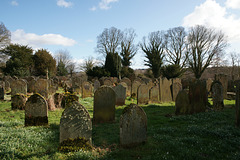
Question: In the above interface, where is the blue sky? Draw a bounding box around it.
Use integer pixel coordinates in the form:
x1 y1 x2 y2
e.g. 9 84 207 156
0 0 240 69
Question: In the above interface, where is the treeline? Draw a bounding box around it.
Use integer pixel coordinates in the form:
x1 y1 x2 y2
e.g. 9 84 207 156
0 22 228 79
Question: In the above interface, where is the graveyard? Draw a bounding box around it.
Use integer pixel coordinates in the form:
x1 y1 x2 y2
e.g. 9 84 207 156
0 76 240 160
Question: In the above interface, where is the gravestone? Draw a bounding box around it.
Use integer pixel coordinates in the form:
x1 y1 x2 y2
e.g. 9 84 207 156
93 80 101 93
93 86 116 124
120 104 147 147
28 79 36 93
11 79 27 96
11 94 27 110
159 78 172 102
61 93 79 108
171 82 182 102
4 80 10 93
235 80 240 127
103 79 113 86
131 80 141 98
215 74 228 99
149 86 159 103
121 77 131 96
34 78 48 98
60 101 92 144
175 90 191 115
25 94 48 126
54 93 63 108
137 84 149 105
212 81 224 110
0 86 4 100
82 81 93 98
113 84 126 106
189 80 208 114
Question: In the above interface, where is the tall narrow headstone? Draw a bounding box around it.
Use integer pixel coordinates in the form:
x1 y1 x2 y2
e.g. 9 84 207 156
113 84 126 106
34 79 48 98
175 90 191 115
159 78 172 102
11 79 27 96
149 86 159 103
212 81 224 110
82 81 93 98
137 84 149 105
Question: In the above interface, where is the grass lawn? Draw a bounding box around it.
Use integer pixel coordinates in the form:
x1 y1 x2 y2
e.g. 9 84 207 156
0 95 239 160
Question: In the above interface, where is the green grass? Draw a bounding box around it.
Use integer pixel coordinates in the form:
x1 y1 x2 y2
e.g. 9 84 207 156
0 95 239 160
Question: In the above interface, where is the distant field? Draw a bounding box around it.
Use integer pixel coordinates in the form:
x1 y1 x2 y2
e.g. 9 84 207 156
0 96 239 160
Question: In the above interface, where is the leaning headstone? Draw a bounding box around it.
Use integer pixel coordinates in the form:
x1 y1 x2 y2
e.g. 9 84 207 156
189 80 208 114
149 86 159 103
137 84 149 105
11 94 27 110
59 101 92 146
11 79 27 96
113 84 126 106
25 94 48 126
120 104 147 147
159 78 172 102
175 90 191 115
34 78 48 98
82 81 93 98
212 81 224 110
93 86 116 124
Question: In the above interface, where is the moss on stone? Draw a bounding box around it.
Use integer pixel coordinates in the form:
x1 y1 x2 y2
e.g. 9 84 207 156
58 137 92 152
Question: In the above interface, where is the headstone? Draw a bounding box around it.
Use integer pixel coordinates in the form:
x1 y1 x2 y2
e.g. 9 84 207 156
93 86 116 124
60 101 92 144
28 79 36 93
235 80 240 127
25 94 48 126
137 84 149 105
103 79 113 86
11 79 27 96
215 74 228 99
121 77 131 96
113 84 126 106
54 93 63 108
206 78 213 93
0 86 4 100
131 80 141 98
212 81 224 110
82 81 93 98
34 78 48 98
171 82 182 102
61 93 79 108
159 78 172 102
120 104 147 147
93 80 101 93
4 80 10 92
11 94 27 110
149 86 159 103
189 80 208 114
175 90 191 115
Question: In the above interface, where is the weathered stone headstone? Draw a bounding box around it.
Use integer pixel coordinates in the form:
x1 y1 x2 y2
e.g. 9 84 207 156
137 84 149 105
11 79 27 96
189 80 208 114
103 79 113 86
215 74 228 99
171 82 182 102
60 101 92 144
175 90 191 115
34 78 48 98
82 81 93 98
120 104 147 147
93 86 116 124
28 79 36 93
131 80 141 98
11 94 27 110
149 86 159 103
93 80 100 93
54 93 63 108
212 81 224 110
61 93 79 108
113 84 126 106
25 94 48 126
235 80 240 127
121 77 131 96
159 78 172 102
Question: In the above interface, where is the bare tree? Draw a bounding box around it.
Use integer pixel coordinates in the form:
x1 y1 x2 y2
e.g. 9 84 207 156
164 26 188 68
96 27 123 56
55 49 72 66
186 25 227 79
79 56 96 72
140 31 165 78
0 22 11 49
120 28 138 67
67 61 76 77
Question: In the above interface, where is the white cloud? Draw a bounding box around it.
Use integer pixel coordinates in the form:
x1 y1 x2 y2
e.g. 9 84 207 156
11 1 18 6
89 6 97 11
225 0 240 9
11 29 77 49
99 0 118 10
86 39 94 43
183 0 240 43
57 0 73 8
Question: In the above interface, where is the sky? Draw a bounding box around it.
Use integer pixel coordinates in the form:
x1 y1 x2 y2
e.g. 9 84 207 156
0 0 240 69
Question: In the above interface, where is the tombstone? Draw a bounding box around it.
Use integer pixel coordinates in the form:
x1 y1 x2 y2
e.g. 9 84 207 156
28 79 36 93
54 93 63 108
149 86 159 103
211 81 224 110
11 79 27 96
82 81 93 98
93 80 101 93
171 82 182 102
175 90 191 115
4 80 10 93
121 77 131 96
60 101 92 145
25 94 48 126
34 78 48 98
61 93 79 108
159 78 172 102
93 86 116 124
113 84 126 106
137 84 149 105
235 80 240 127
0 86 4 100
112 77 119 85
215 74 228 99
120 104 147 147
11 94 27 110
103 79 113 86
206 78 213 93
131 80 141 98
189 80 208 114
